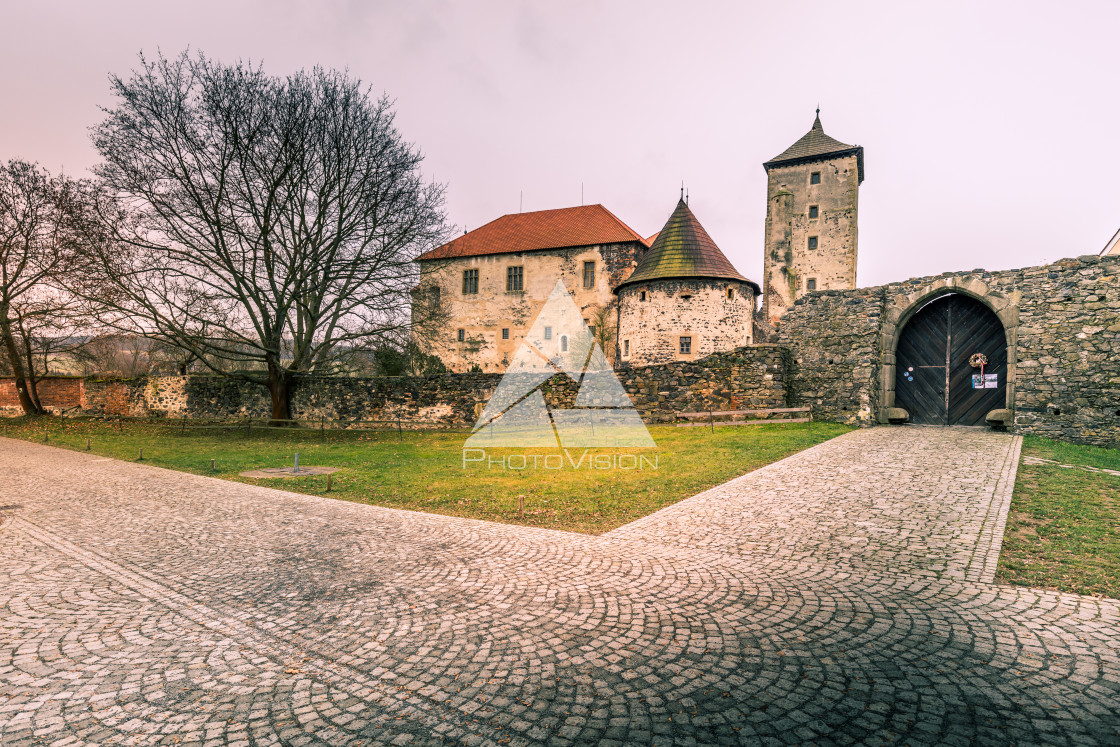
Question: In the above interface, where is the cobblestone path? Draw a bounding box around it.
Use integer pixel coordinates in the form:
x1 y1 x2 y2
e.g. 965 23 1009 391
1 428 1117 746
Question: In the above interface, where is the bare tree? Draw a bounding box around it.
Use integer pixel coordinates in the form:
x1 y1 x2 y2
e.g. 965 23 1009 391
0 160 85 414
87 51 449 422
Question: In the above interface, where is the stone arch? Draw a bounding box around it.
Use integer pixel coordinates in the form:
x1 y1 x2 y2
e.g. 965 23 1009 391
878 275 1019 423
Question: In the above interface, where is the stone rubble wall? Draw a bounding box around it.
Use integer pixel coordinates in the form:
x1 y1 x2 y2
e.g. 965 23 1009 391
616 278 757 367
0 346 787 428
780 254 1120 447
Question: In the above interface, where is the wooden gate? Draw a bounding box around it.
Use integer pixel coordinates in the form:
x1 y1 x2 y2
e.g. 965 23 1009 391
894 294 1007 425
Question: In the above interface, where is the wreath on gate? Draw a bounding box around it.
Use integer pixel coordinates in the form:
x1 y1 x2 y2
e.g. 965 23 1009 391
969 352 988 380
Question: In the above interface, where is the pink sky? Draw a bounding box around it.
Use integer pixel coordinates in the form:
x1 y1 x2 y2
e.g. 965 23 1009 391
2 1 1117 286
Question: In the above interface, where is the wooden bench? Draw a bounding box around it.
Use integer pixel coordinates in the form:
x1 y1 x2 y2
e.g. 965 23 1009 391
674 406 812 427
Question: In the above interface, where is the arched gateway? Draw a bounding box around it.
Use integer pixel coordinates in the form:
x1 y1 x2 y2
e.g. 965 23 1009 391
894 293 1007 425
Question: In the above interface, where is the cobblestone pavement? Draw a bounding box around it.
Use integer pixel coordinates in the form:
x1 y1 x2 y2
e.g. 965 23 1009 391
0 428 1117 746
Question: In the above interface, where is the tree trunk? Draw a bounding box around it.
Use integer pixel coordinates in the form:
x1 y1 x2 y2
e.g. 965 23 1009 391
19 325 43 412
0 308 45 416
267 359 292 425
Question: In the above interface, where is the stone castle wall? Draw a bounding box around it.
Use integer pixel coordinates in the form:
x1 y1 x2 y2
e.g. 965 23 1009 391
780 254 1120 446
617 278 757 367
1 346 787 427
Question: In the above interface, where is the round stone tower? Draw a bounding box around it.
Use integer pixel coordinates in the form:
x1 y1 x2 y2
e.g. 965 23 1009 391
615 198 760 367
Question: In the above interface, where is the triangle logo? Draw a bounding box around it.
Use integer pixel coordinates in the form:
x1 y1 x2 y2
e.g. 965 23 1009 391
464 281 656 449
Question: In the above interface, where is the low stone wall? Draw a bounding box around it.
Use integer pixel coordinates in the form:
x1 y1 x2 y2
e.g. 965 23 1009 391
1 345 788 427
781 254 1120 447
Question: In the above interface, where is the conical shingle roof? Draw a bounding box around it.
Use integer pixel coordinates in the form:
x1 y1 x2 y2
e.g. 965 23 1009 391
616 199 758 293
763 112 864 183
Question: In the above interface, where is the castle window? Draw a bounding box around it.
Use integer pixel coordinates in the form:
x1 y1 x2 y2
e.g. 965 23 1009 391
623 339 630 357
807 278 817 291
727 288 734 299
640 290 647 302
506 266 523 292
428 286 440 302
808 205 819 219
462 268 479 294
582 261 596 289
560 335 568 352
680 294 692 301
502 328 510 340
457 329 465 342
588 325 596 337
544 326 552 340
810 171 821 185
808 236 818 250
679 336 692 355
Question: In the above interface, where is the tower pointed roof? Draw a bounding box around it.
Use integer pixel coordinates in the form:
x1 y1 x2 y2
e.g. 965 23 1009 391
615 198 759 293
763 110 865 183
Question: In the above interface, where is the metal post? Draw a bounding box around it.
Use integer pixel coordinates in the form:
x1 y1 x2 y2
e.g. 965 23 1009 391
397 416 402 442
709 407 714 433
294 452 299 473
210 458 215 472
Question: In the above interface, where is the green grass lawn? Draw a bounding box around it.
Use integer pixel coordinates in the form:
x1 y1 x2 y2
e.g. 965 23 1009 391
1 417 851 534
997 435 1120 598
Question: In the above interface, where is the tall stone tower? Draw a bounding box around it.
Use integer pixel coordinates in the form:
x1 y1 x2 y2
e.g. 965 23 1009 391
762 110 864 324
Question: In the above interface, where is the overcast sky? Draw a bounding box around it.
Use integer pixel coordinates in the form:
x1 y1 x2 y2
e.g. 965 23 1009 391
2 1 1117 286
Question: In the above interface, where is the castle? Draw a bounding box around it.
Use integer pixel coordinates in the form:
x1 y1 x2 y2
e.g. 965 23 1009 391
413 112 863 372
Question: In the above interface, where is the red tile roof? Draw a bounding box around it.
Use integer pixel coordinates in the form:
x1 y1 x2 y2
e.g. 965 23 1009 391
417 204 647 261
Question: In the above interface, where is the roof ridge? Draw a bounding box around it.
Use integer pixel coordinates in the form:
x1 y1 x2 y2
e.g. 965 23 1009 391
417 203 646 261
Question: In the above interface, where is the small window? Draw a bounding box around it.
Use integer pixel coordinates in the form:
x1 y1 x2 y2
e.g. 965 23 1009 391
428 286 440 302
808 236 818 250
679 336 692 355
560 335 568 352
810 171 821 185
457 329 465 342
461 268 479 294
582 261 596 289
727 288 734 299
640 291 647 302
544 326 552 340
623 339 630 357
680 294 692 301
807 278 817 291
506 266 523 292
588 325 596 337
502 328 510 340
808 205 819 219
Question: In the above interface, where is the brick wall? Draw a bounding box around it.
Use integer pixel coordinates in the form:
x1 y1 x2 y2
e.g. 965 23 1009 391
0 377 85 415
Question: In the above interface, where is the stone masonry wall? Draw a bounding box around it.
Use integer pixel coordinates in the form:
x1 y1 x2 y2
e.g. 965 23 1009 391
780 254 1120 447
617 278 757 367
3 345 787 428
